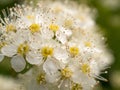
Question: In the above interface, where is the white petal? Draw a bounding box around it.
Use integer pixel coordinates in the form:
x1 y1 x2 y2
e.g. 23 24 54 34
72 71 96 87
11 55 26 72
60 79 70 90
43 59 59 75
54 48 69 63
56 31 67 44
61 27 72 37
0 54 4 62
1 45 17 57
26 52 42 65
72 70 82 84
41 29 54 39
43 59 60 83
45 74 60 83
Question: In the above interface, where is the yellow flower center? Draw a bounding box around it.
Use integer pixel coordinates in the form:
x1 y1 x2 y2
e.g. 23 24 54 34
0 42 6 49
17 43 29 55
84 42 92 47
61 67 73 78
72 83 83 90
29 23 40 33
36 73 46 85
69 46 79 56
64 19 73 28
81 64 90 74
6 24 16 32
41 46 53 57
49 24 59 32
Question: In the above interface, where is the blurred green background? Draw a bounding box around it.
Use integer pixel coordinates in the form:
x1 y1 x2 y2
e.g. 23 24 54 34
0 0 120 90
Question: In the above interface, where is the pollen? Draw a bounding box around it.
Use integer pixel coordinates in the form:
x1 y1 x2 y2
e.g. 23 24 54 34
69 46 79 56
49 24 59 32
71 83 83 90
6 24 16 32
41 46 53 57
84 42 92 47
61 67 73 78
29 23 41 33
0 42 6 49
81 64 90 74
36 73 46 85
17 43 29 55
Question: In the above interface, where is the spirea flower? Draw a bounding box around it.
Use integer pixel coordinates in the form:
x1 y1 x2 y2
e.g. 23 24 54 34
0 0 113 90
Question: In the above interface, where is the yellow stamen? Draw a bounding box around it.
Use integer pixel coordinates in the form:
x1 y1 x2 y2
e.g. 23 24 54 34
72 83 83 90
0 42 6 49
17 43 29 55
81 64 90 74
49 24 59 32
36 73 46 85
84 42 92 47
29 23 40 33
41 46 53 57
61 67 73 78
69 46 79 56
6 24 16 32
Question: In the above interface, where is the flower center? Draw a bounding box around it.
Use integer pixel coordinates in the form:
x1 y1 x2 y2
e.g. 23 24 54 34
71 83 83 90
81 64 90 74
84 42 92 47
29 23 40 33
61 67 73 78
6 24 16 32
41 46 53 57
0 42 6 49
69 46 79 56
49 24 59 32
36 73 46 85
17 43 29 55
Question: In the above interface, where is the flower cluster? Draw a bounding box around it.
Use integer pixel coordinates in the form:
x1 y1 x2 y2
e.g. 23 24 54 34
0 1 113 90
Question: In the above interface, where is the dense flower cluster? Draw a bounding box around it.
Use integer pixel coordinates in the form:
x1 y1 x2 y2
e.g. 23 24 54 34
0 1 112 90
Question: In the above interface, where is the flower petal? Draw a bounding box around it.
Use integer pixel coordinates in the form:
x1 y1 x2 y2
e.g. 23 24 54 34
54 47 69 63
43 58 59 75
43 59 60 83
56 31 67 44
1 45 17 57
11 55 26 72
26 52 42 65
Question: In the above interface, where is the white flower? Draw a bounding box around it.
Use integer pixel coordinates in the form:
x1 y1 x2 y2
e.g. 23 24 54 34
0 0 113 90
43 58 96 89
1 33 29 72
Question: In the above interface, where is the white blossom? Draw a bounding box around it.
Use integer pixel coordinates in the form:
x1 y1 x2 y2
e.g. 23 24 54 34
0 0 113 90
